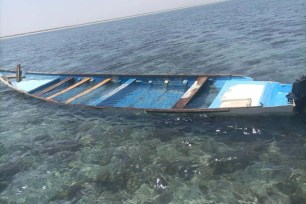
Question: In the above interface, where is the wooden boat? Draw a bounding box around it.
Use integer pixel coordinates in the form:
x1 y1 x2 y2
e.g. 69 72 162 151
0 66 305 115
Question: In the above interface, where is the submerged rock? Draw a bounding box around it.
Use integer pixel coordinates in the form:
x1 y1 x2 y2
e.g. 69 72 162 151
35 139 82 155
32 134 52 142
209 141 270 175
153 128 181 142
156 190 174 203
0 143 8 155
96 168 129 192
198 183 209 194
96 168 112 186
274 179 300 195
80 147 113 166
49 181 86 202
0 182 8 193
178 165 200 181
161 160 200 181
290 193 306 204
209 156 252 174
0 159 31 182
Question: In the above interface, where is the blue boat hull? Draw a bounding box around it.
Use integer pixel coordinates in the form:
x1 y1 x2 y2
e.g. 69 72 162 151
0 69 296 114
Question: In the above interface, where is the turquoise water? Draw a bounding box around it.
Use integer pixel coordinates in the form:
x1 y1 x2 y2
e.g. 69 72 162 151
0 0 306 203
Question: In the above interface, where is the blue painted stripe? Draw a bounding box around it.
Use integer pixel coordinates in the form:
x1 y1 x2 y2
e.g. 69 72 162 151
259 82 292 107
89 78 136 106
107 82 189 109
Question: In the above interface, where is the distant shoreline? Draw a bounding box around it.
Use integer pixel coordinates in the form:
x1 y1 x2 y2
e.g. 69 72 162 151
0 0 226 40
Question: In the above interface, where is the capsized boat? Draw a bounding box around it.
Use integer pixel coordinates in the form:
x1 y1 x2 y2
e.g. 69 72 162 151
0 66 305 115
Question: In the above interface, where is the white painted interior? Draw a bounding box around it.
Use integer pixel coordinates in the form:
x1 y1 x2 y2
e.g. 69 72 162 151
14 79 56 92
220 84 265 108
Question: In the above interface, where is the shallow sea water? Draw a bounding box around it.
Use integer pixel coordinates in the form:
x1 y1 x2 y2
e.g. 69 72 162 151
0 0 306 203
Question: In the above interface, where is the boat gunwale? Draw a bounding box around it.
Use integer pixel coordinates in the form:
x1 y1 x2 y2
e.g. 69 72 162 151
0 75 235 113
0 68 245 78
0 70 295 114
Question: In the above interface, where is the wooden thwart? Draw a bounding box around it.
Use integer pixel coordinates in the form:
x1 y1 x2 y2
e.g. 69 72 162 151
46 77 91 100
65 78 112 104
34 77 74 97
172 76 208 109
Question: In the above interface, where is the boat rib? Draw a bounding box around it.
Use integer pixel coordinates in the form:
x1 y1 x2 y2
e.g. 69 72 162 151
34 77 74 97
46 77 91 100
65 78 112 104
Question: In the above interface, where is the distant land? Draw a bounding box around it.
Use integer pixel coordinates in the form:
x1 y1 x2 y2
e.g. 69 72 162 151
0 0 226 40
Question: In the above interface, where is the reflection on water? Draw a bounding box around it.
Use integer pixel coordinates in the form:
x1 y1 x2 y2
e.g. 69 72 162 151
0 86 305 203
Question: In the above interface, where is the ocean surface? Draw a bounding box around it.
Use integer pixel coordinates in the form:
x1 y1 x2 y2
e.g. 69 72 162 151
0 0 306 203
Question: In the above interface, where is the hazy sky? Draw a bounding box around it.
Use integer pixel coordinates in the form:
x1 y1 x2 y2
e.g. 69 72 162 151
0 0 224 37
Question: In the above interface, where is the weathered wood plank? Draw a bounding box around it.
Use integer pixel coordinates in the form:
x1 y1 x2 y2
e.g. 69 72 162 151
172 77 208 109
46 77 91 100
65 78 112 104
34 77 74 97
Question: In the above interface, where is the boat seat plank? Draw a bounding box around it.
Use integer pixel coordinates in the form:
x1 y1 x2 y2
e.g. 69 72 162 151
34 77 74 97
46 77 91 100
209 81 267 108
65 78 112 104
89 78 136 106
220 98 252 108
172 76 208 109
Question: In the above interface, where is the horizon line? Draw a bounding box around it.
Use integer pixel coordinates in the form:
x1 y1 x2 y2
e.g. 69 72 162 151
0 0 226 40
